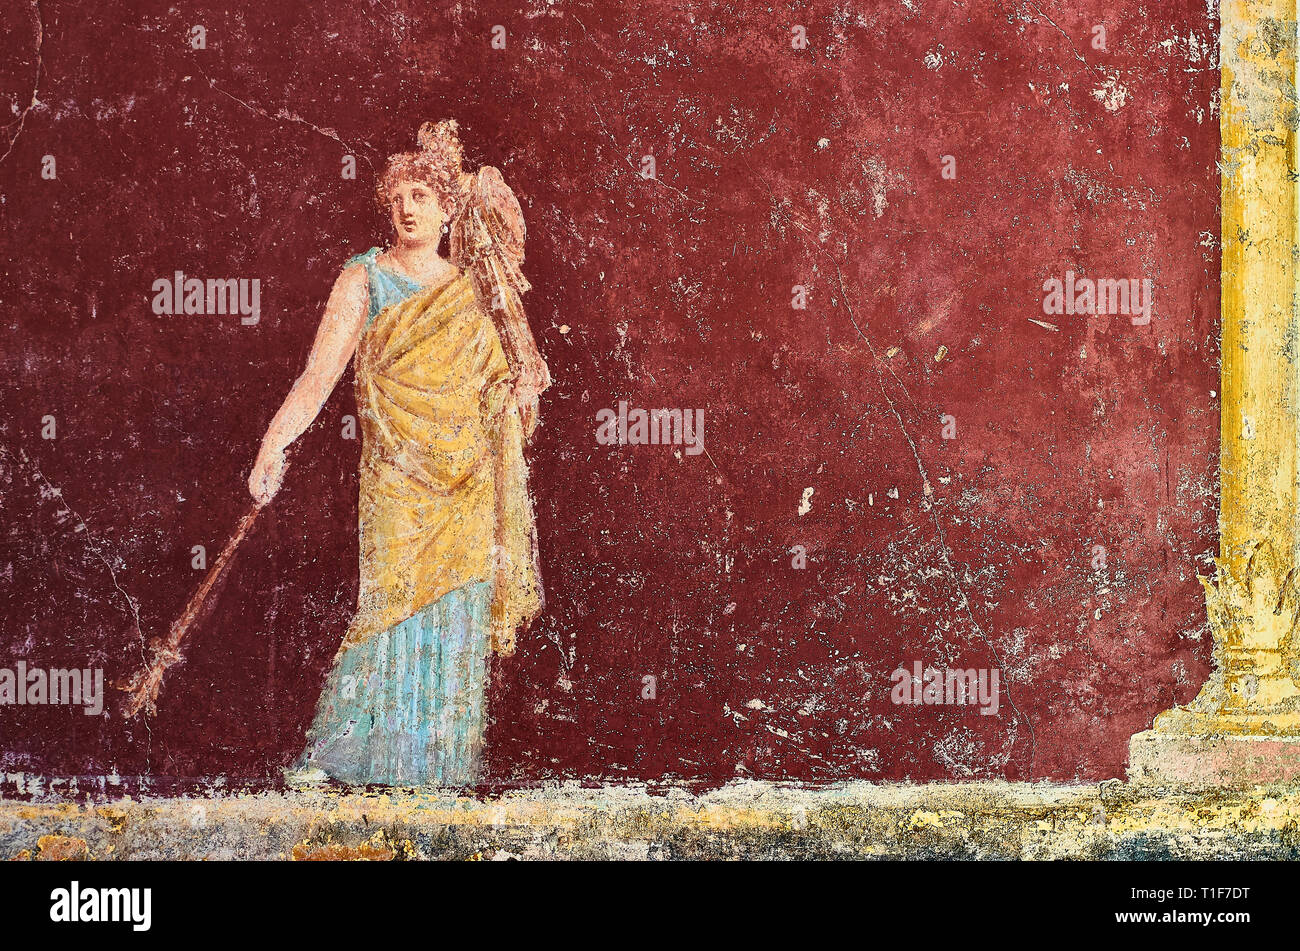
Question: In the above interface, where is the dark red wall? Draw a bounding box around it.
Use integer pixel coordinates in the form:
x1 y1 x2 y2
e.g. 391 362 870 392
0 0 1220 790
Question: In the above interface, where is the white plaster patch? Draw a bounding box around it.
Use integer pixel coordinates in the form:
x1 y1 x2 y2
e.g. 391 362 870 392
798 486 814 515
1092 73 1131 112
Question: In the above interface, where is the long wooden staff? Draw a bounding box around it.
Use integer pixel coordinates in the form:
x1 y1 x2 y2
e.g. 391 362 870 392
120 503 263 718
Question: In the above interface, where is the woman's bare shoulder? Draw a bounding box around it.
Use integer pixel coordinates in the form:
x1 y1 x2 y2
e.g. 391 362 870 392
337 248 380 287
324 261 370 321
334 260 369 291
338 259 369 281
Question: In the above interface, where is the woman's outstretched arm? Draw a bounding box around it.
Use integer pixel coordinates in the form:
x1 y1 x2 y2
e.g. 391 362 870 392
248 263 369 505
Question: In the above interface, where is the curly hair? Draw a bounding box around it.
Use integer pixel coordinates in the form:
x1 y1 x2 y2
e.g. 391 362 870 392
374 119 468 222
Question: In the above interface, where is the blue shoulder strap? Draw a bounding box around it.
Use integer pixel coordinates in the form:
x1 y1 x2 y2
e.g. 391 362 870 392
343 248 382 323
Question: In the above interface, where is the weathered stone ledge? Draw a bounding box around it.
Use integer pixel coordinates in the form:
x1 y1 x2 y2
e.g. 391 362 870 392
4 779 1300 860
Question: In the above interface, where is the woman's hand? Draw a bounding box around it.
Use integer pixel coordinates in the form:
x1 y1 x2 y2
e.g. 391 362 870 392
244 263 367 508
511 357 551 405
248 444 288 507
481 358 549 440
511 358 551 439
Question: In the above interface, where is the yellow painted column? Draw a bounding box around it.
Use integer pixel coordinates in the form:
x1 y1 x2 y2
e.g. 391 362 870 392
1129 0 1300 784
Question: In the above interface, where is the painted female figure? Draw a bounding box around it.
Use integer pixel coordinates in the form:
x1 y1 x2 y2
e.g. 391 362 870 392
249 120 548 787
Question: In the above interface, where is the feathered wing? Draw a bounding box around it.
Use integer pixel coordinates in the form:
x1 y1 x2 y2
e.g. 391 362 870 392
453 164 539 435
451 165 531 299
450 166 544 653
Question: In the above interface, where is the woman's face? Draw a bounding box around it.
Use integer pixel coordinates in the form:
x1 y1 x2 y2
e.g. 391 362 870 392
387 179 446 246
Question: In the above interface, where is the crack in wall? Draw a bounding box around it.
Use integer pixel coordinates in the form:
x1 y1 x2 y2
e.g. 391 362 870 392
1020 0 1104 73
828 263 1038 777
0 446 153 758
737 155 1038 776
198 67 377 171
0 0 44 167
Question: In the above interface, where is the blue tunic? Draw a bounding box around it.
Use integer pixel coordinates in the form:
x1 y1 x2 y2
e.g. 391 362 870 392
292 249 493 787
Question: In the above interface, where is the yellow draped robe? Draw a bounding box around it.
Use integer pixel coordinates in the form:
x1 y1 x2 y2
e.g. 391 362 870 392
342 269 542 657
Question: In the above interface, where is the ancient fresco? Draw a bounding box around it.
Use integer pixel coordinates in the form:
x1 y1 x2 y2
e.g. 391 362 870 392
0 0 1225 803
